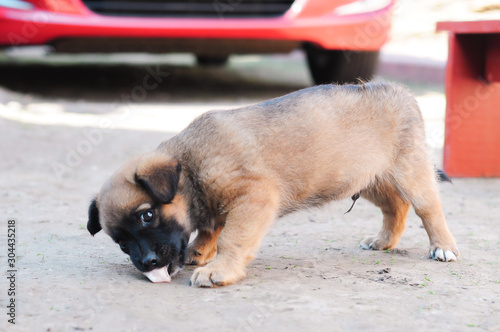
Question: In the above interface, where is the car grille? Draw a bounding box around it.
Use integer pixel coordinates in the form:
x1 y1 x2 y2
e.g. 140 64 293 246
81 0 295 18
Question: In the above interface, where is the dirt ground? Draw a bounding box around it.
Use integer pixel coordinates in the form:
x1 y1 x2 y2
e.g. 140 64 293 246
1 1 500 331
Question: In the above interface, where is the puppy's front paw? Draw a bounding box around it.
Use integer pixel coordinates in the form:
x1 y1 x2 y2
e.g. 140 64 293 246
189 262 245 288
360 235 393 251
186 245 217 266
429 246 459 262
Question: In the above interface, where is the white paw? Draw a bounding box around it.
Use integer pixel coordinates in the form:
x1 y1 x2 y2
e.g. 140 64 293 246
429 248 457 262
360 242 372 250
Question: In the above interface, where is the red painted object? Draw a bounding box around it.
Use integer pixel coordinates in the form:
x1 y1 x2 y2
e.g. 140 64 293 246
0 0 395 84
0 0 394 52
437 20 500 177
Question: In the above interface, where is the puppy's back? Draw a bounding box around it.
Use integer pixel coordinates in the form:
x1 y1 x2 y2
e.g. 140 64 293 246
214 82 423 171
164 82 425 209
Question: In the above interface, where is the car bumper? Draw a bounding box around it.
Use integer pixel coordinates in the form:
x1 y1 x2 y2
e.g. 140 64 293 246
0 0 395 51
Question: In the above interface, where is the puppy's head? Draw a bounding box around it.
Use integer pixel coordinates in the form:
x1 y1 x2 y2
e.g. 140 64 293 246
87 153 190 278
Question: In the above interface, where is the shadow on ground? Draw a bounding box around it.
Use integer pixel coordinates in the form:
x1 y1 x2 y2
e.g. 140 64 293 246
0 61 308 102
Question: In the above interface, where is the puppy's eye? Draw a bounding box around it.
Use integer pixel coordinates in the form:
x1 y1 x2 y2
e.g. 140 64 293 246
140 210 154 224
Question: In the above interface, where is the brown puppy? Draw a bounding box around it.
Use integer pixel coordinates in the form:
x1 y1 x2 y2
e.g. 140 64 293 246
87 82 459 287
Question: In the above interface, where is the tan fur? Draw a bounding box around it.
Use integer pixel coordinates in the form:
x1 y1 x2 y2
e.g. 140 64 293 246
94 82 459 287
186 226 223 266
161 195 189 228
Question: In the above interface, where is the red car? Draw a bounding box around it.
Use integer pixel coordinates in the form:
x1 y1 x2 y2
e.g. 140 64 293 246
0 0 395 84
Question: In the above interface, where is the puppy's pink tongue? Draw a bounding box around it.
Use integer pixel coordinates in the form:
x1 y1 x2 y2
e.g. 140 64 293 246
143 266 171 283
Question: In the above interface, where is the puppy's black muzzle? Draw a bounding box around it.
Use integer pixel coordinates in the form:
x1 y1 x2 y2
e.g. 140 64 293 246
140 252 159 270
128 232 188 274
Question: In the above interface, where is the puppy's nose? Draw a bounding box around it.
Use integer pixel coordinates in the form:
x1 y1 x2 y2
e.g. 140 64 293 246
141 253 158 270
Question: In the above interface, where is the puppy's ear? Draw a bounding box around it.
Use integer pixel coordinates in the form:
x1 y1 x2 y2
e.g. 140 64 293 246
87 198 102 236
134 155 182 204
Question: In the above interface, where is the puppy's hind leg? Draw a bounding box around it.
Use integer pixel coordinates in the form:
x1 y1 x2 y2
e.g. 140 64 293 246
393 162 459 262
360 179 411 251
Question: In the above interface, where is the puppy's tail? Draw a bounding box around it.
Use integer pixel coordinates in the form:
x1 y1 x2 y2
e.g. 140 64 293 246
436 168 452 184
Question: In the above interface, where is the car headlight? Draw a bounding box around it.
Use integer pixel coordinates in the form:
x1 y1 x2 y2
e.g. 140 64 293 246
0 0 34 10
334 0 393 16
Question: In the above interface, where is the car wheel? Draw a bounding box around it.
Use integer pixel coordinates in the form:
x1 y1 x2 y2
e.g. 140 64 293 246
304 44 379 85
196 55 229 67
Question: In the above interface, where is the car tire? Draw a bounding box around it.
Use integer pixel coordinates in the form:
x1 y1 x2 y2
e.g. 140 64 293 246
196 55 229 67
304 44 379 85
